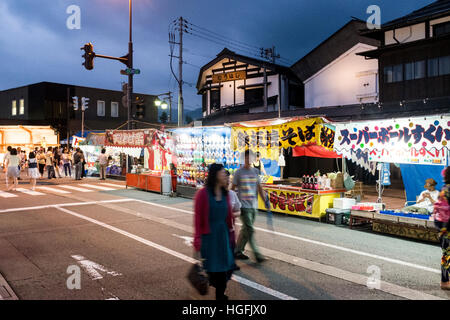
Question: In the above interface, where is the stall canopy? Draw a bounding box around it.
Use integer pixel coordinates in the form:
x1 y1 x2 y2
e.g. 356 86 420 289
333 115 450 166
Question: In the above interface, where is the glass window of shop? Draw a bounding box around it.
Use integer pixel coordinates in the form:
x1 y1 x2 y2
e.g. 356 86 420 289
392 64 403 82
210 89 220 111
428 57 439 77
97 100 105 117
11 100 17 116
383 66 393 83
111 102 119 117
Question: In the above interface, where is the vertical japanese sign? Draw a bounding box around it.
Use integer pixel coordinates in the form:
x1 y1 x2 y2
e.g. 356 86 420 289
334 116 450 165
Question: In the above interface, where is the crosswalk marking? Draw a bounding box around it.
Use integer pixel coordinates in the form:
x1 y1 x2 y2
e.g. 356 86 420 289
79 184 115 191
59 185 93 193
0 191 18 198
100 183 124 188
36 186 71 194
16 188 45 196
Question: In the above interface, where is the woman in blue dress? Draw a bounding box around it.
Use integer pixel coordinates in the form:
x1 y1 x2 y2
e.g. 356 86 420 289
193 163 237 300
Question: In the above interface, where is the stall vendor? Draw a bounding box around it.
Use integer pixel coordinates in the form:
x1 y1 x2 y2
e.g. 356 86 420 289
252 152 266 176
402 178 439 214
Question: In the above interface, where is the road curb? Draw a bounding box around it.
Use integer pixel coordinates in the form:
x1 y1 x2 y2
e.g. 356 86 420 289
0 272 18 300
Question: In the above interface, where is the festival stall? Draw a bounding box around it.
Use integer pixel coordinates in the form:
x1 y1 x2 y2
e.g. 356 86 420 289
78 132 106 177
105 129 176 193
171 126 239 198
230 117 346 220
333 114 450 242
0 125 59 164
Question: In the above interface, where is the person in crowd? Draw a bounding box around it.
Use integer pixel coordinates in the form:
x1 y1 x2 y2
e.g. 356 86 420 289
80 150 86 178
45 147 55 179
62 148 72 177
98 148 108 180
5 148 20 191
252 151 266 176
193 163 237 301
53 147 62 178
433 167 450 290
27 151 40 191
3 146 12 188
232 150 269 263
17 147 23 180
38 147 46 178
225 169 242 270
73 148 83 180
403 178 439 214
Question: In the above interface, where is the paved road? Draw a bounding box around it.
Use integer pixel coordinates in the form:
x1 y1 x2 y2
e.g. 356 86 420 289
0 175 448 300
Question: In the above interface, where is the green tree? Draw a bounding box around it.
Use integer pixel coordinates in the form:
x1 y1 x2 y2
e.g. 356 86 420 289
185 115 193 124
160 111 168 123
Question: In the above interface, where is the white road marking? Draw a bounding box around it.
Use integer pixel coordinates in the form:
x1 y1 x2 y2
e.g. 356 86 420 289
16 188 45 196
100 202 446 300
131 199 441 275
71 255 122 280
79 184 116 191
100 183 125 188
59 185 93 193
0 191 18 198
0 199 136 214
55 206 296 300
172 234 193 247
258 247 444 300
36 186 71 194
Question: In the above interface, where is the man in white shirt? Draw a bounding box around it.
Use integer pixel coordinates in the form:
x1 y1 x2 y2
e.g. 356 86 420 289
403 178 439 214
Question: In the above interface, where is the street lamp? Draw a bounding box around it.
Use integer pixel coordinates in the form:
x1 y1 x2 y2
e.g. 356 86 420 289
154 92 172 122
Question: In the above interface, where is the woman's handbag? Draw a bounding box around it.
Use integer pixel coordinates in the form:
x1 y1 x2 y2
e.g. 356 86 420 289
187 263 209 296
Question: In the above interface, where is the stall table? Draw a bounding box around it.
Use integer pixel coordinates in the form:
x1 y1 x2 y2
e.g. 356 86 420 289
126 173 177 194
258 184 345 220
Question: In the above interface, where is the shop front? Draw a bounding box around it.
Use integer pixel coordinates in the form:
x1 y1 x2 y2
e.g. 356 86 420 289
0 125 59 164
105 129 176 193
171 126 238 198
333 114 450 242
230 117 346 220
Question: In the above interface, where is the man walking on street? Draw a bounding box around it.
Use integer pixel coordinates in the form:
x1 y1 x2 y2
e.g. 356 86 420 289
232 149 269 263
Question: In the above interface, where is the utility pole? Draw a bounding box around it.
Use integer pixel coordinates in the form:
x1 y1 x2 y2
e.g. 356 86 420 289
128 0 133 131
178 16 184 127
168 91 173 123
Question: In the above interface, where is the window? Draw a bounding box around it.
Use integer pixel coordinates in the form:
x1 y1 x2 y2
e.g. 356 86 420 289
245 87 264 103
11 100 17 116
393 64 403 82
433 21 450 37
384 66 393 83
414 60 426 79
428 58 439 77
19 98 24 115
111 102 119 117
210 90 220 111
438 55 450 76
405 60 425 80
405 62 414 80
97 100 105 116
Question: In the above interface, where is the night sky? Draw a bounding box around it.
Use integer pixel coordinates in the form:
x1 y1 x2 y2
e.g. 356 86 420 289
0 0 433 120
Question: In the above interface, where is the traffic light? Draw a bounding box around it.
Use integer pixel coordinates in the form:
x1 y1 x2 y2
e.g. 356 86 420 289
72 96 79 111
81 43 95 70
135 103 145 119
81 97 90 111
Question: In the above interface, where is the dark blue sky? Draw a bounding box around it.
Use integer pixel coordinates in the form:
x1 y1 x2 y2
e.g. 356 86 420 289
0 0 433 118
